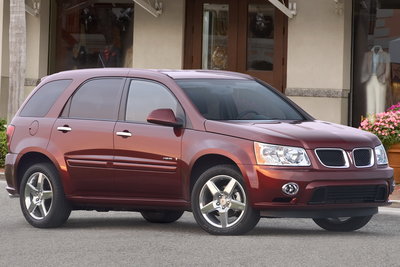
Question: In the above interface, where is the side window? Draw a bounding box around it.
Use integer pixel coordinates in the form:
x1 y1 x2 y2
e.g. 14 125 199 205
67 78 124 120
20 79 72 117
126 80 183 123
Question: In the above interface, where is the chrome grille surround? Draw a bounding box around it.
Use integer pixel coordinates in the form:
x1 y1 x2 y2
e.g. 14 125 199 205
314 148 350 168
352 148 374 168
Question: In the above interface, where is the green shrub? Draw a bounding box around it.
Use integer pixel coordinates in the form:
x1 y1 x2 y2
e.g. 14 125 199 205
0 119 7 168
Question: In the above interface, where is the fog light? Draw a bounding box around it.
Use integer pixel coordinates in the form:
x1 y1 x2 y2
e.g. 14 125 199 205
282 183 299 196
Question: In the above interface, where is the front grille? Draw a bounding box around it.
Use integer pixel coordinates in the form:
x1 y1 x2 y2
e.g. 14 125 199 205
309 185 387 204
353 148 373 167
315 149 347 167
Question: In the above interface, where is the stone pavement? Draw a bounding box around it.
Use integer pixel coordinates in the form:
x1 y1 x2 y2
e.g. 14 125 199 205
0 167 399 207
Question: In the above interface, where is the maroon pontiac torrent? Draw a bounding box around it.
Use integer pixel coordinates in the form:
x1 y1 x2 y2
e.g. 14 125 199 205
5 69 394 235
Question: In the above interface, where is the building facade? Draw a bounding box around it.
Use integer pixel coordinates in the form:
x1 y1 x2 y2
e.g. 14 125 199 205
0 0 399 127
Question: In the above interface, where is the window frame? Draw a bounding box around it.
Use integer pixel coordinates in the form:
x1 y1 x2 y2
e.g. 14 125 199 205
60 77 126 121
119 78 186 126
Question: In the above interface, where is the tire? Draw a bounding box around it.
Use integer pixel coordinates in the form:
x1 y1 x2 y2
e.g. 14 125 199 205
191 165 260 235
19 162 71 228
141 210 184 223
313 216 373 232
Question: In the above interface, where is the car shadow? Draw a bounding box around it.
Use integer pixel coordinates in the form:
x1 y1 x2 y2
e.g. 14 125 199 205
63 217 204 234
60 216 390 237
249 226 389 237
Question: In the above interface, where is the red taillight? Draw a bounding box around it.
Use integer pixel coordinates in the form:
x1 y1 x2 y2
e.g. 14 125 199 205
6 125 15 152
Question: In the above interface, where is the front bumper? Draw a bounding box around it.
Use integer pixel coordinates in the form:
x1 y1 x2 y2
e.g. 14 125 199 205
243 164 394 217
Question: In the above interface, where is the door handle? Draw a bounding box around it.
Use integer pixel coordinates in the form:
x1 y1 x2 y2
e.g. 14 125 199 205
57 126 72 132
116 131 132 137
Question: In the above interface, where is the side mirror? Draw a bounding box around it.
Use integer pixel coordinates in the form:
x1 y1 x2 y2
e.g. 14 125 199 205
147 108 183 128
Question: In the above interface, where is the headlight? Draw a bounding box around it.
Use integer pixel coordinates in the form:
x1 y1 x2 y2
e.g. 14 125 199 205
375 144 388 165
254 142 311 166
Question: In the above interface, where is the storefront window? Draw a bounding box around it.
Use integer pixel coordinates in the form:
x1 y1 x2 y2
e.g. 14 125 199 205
352 0 400 126
52 0 134 72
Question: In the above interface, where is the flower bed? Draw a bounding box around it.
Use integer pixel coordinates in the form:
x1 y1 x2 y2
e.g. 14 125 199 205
359 103 400 150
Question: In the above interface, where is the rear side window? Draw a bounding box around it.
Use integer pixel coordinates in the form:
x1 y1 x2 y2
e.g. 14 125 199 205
20 79 72 117
67 78 124 120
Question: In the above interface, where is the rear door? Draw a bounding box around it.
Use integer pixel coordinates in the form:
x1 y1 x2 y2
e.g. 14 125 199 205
50 78 124 196
113 79 184 199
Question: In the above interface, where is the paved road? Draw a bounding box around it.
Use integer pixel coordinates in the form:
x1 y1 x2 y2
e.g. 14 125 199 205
1 180 399 267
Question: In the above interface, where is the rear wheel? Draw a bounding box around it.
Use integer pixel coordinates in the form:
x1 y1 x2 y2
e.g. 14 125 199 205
191 165 260 235
141 210 184 223
313 216 373 232
20 163 71 228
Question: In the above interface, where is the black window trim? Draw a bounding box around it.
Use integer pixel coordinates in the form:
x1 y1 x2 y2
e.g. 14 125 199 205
60 76 126 122
119 78 187 127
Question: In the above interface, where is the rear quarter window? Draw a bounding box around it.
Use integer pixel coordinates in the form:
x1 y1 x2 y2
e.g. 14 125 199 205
19 79 72 117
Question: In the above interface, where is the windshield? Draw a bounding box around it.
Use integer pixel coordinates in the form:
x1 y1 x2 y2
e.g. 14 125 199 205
176 79 305 121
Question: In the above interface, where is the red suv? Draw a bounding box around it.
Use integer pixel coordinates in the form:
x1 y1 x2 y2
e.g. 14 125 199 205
5 69 394 235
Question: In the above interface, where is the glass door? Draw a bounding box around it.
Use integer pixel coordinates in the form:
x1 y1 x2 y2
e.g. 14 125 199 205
188 0 238 72
185 0 286 91
237 0 285 89
202 3 229 70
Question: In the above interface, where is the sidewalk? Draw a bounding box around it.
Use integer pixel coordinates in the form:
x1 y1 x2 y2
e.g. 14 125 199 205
390 185 400 208
0 167 399 206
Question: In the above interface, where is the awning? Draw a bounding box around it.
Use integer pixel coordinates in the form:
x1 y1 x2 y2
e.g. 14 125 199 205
267 0 294 18
133 0 162 17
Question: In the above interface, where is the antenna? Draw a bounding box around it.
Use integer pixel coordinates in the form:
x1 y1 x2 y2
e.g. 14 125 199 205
98 53 106 68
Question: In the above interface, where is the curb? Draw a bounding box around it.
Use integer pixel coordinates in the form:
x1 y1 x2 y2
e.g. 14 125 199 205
379 207 400 215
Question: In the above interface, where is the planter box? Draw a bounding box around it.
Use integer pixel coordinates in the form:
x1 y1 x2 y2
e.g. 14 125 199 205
388 143 400 184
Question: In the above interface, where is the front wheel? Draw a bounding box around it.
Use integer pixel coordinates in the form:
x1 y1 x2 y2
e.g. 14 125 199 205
313 216 373 232
191 165 260 235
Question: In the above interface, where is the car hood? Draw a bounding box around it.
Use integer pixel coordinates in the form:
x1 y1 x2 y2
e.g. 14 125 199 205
204 120 380 150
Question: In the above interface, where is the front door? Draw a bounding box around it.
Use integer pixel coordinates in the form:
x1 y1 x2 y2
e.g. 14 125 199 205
113 79 184 199
185 0 287 90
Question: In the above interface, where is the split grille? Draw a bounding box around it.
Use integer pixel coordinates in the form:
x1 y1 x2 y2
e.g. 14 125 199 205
315 149 347 167
353 148 373 167
315 148 374 168
309 185 387 204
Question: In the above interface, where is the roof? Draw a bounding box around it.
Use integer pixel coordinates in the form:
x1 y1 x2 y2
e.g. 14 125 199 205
43 68 252 83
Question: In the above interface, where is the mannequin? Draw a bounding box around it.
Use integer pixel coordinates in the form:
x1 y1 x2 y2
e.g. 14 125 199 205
361 45 391 114
98 44 121 67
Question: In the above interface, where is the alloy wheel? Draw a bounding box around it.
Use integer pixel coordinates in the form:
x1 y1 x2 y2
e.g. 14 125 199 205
23 172 53 220
199 175 246 228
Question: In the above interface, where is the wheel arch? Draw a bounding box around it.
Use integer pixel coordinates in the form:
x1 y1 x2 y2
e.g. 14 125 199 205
189 154 241 194
16 151 59 194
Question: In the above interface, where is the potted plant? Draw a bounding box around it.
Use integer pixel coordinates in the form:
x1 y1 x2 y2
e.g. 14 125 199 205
359 103 400 184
